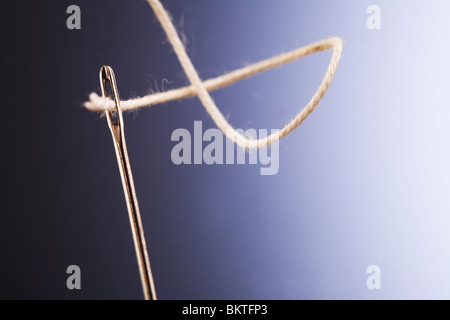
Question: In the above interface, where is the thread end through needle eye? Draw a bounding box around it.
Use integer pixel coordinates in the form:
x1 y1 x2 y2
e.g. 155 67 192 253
99 65 123 129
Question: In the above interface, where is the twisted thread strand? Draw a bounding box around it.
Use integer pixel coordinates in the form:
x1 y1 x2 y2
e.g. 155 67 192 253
85 0 343 149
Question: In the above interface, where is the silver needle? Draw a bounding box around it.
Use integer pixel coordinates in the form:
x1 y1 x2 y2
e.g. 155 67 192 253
99 65 157 300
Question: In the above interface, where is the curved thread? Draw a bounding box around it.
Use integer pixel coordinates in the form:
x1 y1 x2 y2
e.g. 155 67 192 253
85 0 343 149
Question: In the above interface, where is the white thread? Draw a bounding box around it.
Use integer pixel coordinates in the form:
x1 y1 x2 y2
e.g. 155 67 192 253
85 0 343 149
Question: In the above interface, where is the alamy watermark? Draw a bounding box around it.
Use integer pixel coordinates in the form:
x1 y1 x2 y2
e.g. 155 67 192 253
366 5 381 30
366 265 381 290
171 121 279 175
66 5 81 30
66 265 81 290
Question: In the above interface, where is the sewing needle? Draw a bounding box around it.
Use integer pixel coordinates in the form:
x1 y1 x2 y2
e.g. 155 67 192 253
99 65 157 300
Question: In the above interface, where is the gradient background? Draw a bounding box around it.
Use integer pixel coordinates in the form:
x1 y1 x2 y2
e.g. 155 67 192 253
2 0 450 299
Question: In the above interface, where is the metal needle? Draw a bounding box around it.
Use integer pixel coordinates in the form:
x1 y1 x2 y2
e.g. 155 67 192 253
99 65 157 300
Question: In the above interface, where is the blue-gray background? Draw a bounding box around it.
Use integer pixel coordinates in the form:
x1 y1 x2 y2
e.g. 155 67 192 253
2 0 450 299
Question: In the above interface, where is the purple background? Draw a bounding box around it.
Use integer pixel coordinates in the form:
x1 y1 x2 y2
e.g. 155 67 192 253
2 0 450 299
